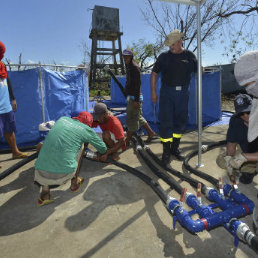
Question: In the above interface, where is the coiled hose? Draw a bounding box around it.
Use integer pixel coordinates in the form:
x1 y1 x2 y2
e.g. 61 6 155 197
183 140 227 188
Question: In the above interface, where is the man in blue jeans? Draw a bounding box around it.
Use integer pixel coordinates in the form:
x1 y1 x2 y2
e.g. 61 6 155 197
151 30 197 165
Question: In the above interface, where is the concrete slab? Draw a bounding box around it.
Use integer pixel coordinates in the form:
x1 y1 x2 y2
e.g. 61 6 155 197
0 125 257 258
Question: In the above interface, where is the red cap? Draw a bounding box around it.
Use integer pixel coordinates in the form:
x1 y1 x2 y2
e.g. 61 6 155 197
72 111 93 127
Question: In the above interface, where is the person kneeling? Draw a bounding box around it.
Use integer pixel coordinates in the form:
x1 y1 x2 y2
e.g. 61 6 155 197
34 112 107 206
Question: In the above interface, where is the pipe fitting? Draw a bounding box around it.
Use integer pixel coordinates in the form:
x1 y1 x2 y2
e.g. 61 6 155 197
167 197 206 233
204 186 213 197
167 198 181 215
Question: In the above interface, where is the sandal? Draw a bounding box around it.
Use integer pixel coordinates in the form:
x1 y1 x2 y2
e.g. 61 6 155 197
37 198 54 207
70 177 84 193
12 152 29 159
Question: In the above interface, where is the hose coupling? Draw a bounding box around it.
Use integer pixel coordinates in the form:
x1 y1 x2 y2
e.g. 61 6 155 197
84 150 97 159
136 145 142 151
143 145 150 150
236 222 255 245
201 145 208 152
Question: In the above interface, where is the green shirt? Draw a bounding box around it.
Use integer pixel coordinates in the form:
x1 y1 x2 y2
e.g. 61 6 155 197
35 117 107 174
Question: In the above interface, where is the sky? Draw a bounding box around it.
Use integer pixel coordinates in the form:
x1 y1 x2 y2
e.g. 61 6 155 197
0 0 240 67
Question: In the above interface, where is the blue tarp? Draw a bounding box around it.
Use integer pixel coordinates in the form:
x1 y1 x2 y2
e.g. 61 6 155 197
0 68 89 148
110 72 221 128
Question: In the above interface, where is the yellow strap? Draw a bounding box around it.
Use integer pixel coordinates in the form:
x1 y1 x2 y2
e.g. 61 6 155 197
160 137 173 143
172 133 182 139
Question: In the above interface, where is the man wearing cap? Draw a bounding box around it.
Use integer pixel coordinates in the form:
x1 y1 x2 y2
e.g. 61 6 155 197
226 51 258 177
34 112 107 206
122 48 157 146
150 30 197 165
92 102 126 160
219 94 258 184
0 41 28 167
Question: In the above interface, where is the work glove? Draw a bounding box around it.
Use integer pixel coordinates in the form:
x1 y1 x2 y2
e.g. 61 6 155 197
229 153 248 169
224 156 234 176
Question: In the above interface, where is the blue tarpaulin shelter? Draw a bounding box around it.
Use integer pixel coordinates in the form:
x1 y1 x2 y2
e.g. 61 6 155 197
0 68 89 149
110 72 221 128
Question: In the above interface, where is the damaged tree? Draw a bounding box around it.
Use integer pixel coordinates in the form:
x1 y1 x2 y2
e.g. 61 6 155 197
141 0 258 62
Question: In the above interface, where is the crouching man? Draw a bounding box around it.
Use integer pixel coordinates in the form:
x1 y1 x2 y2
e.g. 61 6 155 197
217 94 258 184
92 103 126 160
34 111 107 206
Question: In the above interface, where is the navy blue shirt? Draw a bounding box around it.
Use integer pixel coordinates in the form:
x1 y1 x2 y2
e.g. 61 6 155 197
226 115 258 153
152 50 197 87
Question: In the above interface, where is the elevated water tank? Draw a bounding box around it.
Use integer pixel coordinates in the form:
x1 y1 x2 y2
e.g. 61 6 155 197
92 5 120 32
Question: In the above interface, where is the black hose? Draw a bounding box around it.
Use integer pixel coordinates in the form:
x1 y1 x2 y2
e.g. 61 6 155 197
135 135 207 194
0 152 38 181
251 236 258 252
131 137 183 195
105 68 126 98
183 140 227 188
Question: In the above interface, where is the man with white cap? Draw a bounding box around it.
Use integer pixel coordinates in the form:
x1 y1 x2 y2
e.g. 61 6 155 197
227 51 258 173
150 29 197 165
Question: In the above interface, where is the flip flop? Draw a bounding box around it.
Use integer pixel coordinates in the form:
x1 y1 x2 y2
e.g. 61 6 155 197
12 153 29 159
145 135 159 143
70 177 84 193
37 198 54 207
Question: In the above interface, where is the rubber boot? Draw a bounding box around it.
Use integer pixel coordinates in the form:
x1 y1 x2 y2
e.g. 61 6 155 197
171 138 185 161
162 142 171 166
239 172 255 184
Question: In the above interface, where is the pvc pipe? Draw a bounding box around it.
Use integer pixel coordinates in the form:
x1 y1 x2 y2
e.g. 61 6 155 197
167 198 206 233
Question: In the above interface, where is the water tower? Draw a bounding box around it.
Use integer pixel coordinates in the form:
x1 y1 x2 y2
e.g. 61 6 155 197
89 5 125 89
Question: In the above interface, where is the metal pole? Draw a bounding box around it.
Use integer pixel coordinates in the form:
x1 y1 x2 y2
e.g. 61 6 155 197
39 63 46 122
196 1 203 167
85 70 89 112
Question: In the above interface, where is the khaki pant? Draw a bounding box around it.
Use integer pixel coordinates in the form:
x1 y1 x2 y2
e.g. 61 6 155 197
126 99 147 132
34 145 84 186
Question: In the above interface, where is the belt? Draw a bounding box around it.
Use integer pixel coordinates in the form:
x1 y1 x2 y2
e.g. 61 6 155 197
164 85 188 91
